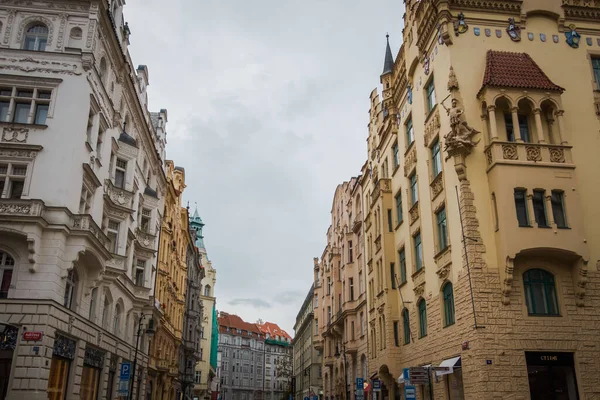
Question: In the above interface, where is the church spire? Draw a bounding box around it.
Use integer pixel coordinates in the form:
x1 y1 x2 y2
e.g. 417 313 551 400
381 34 394 77
190 203 206 249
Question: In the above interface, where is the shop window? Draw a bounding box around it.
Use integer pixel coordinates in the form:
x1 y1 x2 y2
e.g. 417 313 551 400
532 190 548 228
48 335 76 400
81 347 104 400
523 269 559 316
551 190 568 228
0 251 15 299
514 189 530 227
526 352 579 400
443 282 455 327
418 298 427 338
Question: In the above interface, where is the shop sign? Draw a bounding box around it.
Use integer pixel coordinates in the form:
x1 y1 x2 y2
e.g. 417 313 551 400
525 352 575 367
23 331 43 341
408 368 429 385
404 386 416 400
372 380 381 392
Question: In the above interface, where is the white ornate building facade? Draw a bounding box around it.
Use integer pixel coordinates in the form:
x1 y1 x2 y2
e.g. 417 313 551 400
0 1 168 399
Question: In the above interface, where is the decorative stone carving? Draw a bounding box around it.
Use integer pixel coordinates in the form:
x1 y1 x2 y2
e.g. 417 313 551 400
2 127 28 143
3 10 16 45
430 173 444 199
575 258 588 307
86 19 96 48
549 148 565 163
436 264 450 280
447 67 459 91
424 108 441 147
454 12 468 36
56 14 67 49
0 56 81 76
506 18 521 42
53 334 77 360
17 15 54 46
409 202 419 225
565 24 581 48
525 146 542 161
84 346 105 368
413 282 425 297
502 144 517 160
502 256 515 305
442 98 480 158
485 148 492 165
104 179 134 208
72 215 109 249
27 235 37 272
403 146 417 177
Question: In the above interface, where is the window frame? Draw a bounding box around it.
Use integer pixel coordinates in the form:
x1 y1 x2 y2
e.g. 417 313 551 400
390 262 396 289
395 192 403 226
402 309 410 345
23 24 49 52
64 269 77 310
0 162 30 199
0 86 52 125
532 189 548 228
436 206 448 252
399 248 406 284
523 269 560 316
431 138 442 178
514 188 530 227
593 57 600 90
551 190 568 229
114 158 127 189
425 79 436 114
0 251 15 299
414 233 423 272
134 259 146 286
406 118 414 147
392 141 399 169
410 173 418 206
106 219 120 253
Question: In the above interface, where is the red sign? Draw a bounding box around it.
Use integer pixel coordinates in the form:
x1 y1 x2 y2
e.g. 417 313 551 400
23 331 43 341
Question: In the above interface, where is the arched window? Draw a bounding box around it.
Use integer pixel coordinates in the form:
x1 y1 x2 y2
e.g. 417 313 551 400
443 282 455 327
0 251 15 299
113 303 122 334
402 308 410 345
523 269 559 315
204 285 211 297
23 24 48 51
418 298 427 338
64 269 77 309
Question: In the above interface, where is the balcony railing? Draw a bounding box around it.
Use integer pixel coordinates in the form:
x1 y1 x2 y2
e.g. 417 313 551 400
484 141 574 170
72 214 110 250
371 178 391 203
136 228 157 249
104 179 134 210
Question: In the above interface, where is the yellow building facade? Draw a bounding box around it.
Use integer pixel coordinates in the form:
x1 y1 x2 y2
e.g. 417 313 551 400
357 1 600 399
314 179 369 400
148 161 190 399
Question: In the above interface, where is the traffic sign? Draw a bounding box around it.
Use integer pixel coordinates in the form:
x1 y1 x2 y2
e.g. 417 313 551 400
356 378 364 390
117 379 129 396
372 380 381 392
120 361 131 380
404 385 416 400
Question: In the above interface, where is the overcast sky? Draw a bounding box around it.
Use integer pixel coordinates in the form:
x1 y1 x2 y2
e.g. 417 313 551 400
126 0 405 335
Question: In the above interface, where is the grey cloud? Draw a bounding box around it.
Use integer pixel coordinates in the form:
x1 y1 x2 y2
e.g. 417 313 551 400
127 0 404 334
229 298 272 309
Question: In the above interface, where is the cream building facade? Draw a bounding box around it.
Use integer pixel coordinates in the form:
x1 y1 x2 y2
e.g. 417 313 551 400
0 1 168 399
357 0 600 399
314 179 368 400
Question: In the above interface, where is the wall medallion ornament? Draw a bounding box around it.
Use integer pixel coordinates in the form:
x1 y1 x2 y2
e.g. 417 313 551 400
586 37 592 46
528 32 534 41
553 35 559 43
540 33 546 42
454 13 468 36
506 18 521 42
565 24 581 48
496 29 502 38
474 27 480 36
485 28 491 37
423 53 430 75
407 84 413 104
2 127 28 143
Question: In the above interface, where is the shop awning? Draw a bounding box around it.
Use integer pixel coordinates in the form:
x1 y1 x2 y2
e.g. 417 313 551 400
435 356 461 377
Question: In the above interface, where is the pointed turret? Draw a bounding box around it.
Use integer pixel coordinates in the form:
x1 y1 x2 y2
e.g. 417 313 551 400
381 34 394 78
190 204 206 249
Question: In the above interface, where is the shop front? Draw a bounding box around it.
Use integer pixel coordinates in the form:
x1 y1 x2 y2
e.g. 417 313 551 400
526 352 579 400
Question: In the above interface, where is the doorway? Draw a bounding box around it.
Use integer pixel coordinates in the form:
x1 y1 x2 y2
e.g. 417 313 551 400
0 325 17 400
526 352 579 400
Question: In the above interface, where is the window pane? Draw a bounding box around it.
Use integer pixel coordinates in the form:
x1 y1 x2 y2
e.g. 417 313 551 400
518 115 530 143
403 311 410 344
399 250 406 283
9 180 24 199
414 234 423 271
37 90 52 99
396 194 403 224
0 269 12 298
504 114 515 142
23 36 37 51
0 101 9 122
114 170 125 188
432 140 441 177
406 119 414 144
11 165 27 176
48 357 70 400
390 262 396 289
410 175 418 205
437 208 448 250
532 190 547 227
14 103 30 123
551 191 567 228
514 189 529 226
35 104 49 125
0 88 12 96
17 90 33 98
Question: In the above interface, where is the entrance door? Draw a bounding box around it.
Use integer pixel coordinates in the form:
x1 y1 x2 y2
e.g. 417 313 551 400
526 352 579 400
0 325 17 400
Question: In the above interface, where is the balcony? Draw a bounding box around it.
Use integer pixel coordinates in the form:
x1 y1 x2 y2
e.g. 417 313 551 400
72 214 110 251
352 212 362 233
371 178 391 204
484 141 574 170
157 359 169 371
136 227 157 250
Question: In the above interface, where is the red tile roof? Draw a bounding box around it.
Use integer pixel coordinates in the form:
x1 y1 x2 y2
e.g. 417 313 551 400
258 321 292 341
218 312 262 337
480 50 564 94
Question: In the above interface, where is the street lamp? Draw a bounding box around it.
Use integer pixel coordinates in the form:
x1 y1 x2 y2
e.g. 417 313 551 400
334 341 348 400
129 314 155 400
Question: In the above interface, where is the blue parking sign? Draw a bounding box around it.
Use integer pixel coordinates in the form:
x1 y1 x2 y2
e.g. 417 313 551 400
120 362 131 380
404 385 416 400
356 378 364 389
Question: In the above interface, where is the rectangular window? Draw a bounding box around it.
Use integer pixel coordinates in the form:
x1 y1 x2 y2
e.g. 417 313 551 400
348 240 353 263
551 190 568 228
436 206 448 251
395 192 403 225
504 114 530 142
431 139 442 178
399 249 406 284
393 321 400 347
0 87 51 124
359 270 364 294
414 233 423 272
532 190 548 228
426 80 436 113
0 163 28 199
327 277 331 295
410 174 418 205
315 319 318 335
314 294 318 308
392 142 399 168
514 189 529 227
140 208 151 232
79 185 93 214
360 312 366 336
406 118 414 146
390 262 396 289
593 57 600 90
349 278 354 301
387 209 393 232
135 260 145 286
114 158 127 189
107 220 120 253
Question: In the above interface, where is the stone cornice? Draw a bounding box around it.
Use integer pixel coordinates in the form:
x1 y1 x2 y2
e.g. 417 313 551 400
449 0 522 13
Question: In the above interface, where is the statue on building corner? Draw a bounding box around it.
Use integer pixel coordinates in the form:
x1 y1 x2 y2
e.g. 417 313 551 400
442 98 480 157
